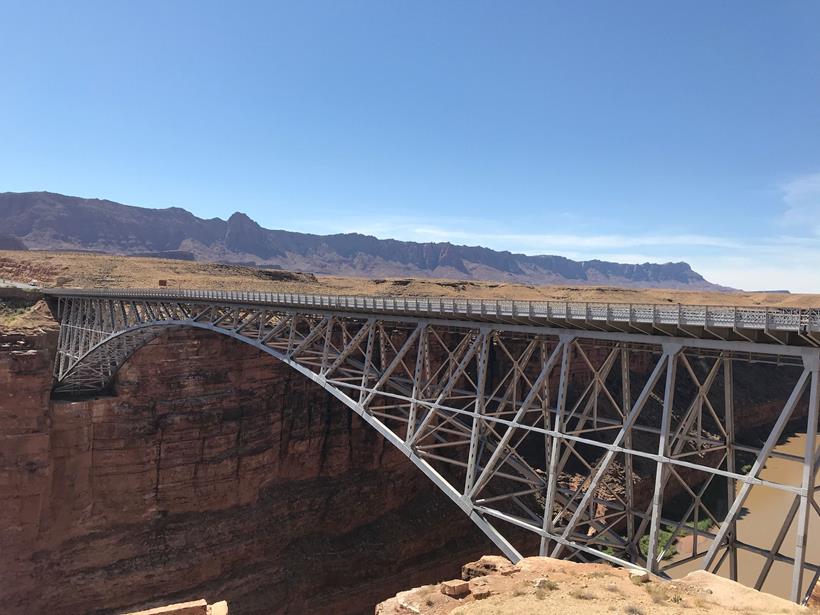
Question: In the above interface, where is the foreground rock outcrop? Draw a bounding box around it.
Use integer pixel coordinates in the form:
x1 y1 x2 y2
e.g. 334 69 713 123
376 555 809 615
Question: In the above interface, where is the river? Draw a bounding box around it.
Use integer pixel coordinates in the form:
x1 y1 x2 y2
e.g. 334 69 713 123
669 431 816 601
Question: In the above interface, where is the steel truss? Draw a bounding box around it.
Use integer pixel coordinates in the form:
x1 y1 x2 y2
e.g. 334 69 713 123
49 292 820 603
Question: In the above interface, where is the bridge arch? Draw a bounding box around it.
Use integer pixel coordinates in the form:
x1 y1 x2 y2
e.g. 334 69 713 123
56 317 524 562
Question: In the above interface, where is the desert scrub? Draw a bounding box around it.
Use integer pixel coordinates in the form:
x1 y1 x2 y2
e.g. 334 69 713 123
679 517 714 534
533 579 559 601
569 588 596 600
0 301 32 325
639 526 678 559
644 583 669 604
533 578 559 591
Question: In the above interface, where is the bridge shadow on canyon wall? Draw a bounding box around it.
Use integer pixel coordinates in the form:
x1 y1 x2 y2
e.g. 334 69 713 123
3 328 496 615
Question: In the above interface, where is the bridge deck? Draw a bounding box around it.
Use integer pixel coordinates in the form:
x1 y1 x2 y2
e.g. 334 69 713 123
45 287 820 346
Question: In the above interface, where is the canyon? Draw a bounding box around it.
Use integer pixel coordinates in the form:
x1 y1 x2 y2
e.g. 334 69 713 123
0 318 495 614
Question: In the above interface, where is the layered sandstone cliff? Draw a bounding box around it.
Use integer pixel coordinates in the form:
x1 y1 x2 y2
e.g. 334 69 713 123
0 323 493 614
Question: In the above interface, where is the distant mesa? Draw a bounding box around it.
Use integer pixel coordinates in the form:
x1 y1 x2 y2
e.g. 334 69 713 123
0 234 27 251
0 191 726 290
225 261 284 270
133 250 196 261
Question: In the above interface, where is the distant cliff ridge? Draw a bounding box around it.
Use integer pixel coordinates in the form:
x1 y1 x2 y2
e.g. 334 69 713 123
0 191 722 289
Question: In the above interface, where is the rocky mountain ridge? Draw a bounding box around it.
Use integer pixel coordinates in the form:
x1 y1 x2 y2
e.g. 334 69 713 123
0 191 721 289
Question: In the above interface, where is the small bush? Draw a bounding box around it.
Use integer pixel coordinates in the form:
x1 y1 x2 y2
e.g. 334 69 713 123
533 577 559 600
569 589 596 600
533 578 559 591
639 526 678 559
679 517 714 534
644 583 668 604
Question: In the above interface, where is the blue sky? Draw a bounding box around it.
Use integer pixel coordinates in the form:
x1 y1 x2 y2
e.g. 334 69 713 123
1 2 819 291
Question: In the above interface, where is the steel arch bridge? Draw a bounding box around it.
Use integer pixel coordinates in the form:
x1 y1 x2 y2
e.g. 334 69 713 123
46 288 820 603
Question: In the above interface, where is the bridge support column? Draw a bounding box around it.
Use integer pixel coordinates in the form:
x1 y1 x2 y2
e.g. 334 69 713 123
792 352 820 602
646 345 681 573
464 331 492 494
540 337 573 556
622 347 639 563
723 357 738 582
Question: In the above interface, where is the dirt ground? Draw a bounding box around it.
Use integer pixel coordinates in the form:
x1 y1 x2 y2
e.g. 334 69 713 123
376 556 811 615
1 250 819 308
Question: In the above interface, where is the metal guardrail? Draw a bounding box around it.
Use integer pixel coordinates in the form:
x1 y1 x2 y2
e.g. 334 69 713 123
44 287 820 339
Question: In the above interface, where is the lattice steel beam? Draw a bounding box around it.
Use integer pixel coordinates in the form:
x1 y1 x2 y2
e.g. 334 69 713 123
45 291 820 603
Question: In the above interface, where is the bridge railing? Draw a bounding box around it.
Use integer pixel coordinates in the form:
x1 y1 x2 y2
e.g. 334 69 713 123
45 287 820 336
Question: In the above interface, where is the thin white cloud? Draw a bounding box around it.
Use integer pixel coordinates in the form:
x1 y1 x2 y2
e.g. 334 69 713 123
782 172 820 234
285 172 820 292
693 261 820 294
406 227 741 251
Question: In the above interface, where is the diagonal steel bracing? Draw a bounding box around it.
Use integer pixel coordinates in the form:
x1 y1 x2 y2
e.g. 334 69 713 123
46 290 820 603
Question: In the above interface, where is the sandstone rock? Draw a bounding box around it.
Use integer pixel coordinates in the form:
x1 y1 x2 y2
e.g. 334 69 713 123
441 579 470 598
461 554 515 580
629 569 650 584
378 555 809 615
206 601 229 615
468 578 493 600
124 599 212 614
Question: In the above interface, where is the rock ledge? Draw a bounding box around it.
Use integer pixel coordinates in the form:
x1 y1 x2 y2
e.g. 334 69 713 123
376 555 810 614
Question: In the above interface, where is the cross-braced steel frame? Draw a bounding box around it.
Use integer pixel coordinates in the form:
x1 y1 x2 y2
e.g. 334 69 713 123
47 289 820 603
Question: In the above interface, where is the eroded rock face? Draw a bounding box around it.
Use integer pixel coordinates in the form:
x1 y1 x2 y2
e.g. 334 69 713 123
0 328 493 614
